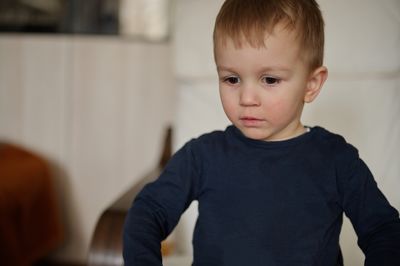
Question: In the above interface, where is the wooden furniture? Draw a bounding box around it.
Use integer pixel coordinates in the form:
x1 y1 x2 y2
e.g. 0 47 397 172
0 142 63 266
88 127 172 266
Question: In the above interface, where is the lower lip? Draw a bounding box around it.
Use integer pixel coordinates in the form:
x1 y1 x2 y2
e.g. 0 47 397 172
240 118 264 127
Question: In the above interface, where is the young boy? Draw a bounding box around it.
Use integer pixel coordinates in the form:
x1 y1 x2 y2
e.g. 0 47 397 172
123 0 400 265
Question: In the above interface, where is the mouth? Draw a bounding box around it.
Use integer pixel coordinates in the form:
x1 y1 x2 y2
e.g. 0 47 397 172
239 116 265 127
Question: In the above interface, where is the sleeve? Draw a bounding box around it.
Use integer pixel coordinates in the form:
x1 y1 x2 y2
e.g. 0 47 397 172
336 143 400 266
122 140 202 265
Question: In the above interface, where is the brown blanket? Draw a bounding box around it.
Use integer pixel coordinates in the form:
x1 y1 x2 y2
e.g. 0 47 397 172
0 143 63 266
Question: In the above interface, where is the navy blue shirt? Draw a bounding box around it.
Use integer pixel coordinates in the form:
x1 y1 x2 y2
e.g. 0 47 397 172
123 126 400 266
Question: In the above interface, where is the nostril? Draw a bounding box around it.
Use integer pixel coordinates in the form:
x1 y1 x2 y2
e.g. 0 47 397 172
239 94 260 106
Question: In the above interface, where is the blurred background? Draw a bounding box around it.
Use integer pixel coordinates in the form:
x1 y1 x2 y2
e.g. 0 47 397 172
0 0 399 265
0 0 169 40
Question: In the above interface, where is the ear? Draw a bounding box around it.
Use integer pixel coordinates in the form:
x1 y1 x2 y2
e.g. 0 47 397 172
304 66 328 103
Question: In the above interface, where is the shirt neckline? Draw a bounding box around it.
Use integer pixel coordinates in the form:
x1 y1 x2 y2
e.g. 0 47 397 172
228 125 318 149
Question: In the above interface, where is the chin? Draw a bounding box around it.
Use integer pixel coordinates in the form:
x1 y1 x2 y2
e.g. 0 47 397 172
240 128 272 141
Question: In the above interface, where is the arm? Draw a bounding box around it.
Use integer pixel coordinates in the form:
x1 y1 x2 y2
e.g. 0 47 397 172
337 146 400 266
123 141 201 265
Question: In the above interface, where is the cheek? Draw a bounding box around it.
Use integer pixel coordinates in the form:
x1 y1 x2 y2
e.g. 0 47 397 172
264 100 283 120
263 98 296 121
219 90 237 117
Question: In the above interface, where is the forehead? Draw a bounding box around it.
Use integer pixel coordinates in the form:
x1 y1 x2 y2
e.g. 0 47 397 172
215 26 303 68
216 21 299 48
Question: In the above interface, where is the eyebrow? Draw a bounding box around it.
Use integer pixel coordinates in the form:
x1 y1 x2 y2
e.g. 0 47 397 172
216 65 292 73
216 66 236 73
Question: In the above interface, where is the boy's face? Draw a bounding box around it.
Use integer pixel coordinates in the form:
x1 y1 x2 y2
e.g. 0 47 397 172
215 25 325 141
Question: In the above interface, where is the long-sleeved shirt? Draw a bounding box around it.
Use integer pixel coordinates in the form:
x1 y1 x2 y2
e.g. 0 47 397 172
123 125 400 266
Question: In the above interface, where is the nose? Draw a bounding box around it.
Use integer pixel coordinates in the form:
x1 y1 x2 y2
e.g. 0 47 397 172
239 84 260 106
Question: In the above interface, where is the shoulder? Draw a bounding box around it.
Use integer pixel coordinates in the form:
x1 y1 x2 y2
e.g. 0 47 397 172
185 126 231 150
170 127 229 164
167 127 230 179
311 126 358 156
311 126 361 176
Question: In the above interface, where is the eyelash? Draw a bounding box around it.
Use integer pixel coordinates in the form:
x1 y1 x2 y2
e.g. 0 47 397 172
262 76 281 86
221 76 281 86
223 76 240 85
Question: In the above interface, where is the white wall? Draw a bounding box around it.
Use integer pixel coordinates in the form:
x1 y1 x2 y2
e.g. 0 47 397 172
0 35 175 263
170 0 400 265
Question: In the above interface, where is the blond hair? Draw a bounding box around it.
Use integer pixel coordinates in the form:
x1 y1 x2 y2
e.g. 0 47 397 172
213 0 325 70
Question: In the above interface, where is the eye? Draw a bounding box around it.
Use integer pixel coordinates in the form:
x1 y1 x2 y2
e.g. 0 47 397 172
223 76 241 85
262 76 281 86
